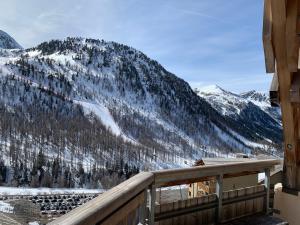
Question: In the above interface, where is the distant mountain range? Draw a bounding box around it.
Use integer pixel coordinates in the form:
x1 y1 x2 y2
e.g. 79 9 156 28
0 31 282 188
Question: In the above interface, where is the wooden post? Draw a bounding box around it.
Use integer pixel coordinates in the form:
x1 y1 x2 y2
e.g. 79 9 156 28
264 168 271 214
271 0 299 191
216 174 223 223
149 185 156 225
140 189 148 225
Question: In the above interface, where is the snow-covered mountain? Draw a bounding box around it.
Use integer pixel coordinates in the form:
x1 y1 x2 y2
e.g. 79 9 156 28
0 31 283 188
195 85 282 154
0 30 22 49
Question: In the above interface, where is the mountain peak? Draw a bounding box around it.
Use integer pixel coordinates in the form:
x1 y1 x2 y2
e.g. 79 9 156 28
195 85 225 94
240 90 268 102
0 30 22 49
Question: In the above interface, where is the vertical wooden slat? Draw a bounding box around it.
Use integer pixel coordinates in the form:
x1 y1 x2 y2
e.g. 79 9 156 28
202 195 209 225
180 199 187 225
172 201 179 225
236 189 246 217
190 198 198 225
150 185 156 225
209 195 216 224
155 204 161 225
264 168 271 214
222 191 229 221
196 196 203 224
245 187 254 215
185 199 192 225
140 189 148 225
229 189 237 220
216 174 223 223
256 185 264 213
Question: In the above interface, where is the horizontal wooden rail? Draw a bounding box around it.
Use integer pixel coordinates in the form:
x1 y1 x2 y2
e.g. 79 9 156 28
48 172 153 225
153 159 281 187
47 159 281 225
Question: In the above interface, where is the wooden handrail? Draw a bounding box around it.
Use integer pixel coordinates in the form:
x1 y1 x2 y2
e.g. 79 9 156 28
48 172 154 225
47 159 281 225
153 159 281 187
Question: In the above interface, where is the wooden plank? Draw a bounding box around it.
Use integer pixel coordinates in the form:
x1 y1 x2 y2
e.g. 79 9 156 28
150 185 157 225
228 190 237 221
222 191 229 221
237 189 246 218
190 198 198 225
185 199 193 225
179 199 186 225
271 0 300 191
101 191 145 225
207 195 216 224
172 201 179 225
140 189 148 225
202 195 209 225
263 0 275 73
153 160 280 187
264 168 271 214
216 174 223 223
256 186 265 213
156 187 266 223
245 187 254 215
290 72 300 102
155 204 160 225
48 172 154 225
286 0 299 72
196 196 204 224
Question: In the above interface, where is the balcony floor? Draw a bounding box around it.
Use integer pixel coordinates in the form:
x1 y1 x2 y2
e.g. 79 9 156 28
222 214 288 225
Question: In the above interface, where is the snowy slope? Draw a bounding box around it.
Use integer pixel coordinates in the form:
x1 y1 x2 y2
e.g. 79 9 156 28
0 32 284 189
195 85 282 153
0 30 22 49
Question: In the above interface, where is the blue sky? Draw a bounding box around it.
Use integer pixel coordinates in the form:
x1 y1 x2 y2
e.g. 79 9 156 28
0 0 271 93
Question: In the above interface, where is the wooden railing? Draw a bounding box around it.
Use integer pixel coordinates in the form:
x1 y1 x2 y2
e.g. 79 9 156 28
48 159 281 225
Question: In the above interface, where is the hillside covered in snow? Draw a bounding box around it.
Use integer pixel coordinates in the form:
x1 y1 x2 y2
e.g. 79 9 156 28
0 30 22 49
0 32 282 189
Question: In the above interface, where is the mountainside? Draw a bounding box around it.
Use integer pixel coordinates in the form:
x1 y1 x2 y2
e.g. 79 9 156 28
0 30 22 49
0 33 282 188
195 85 282 155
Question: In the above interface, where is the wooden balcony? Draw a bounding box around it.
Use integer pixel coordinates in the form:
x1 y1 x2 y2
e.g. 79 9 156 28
48 159 282 225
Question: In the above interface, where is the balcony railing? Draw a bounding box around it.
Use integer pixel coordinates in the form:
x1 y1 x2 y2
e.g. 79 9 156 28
48 159 281 225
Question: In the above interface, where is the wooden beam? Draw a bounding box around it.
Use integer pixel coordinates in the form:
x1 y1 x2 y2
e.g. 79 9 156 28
286 0 299 72
290 71 300 102
153 159 280 187
263 0 275 73
154 171 260 188
270 72 280 106
271 0 299 190
101 191 145 225
47 172 154 225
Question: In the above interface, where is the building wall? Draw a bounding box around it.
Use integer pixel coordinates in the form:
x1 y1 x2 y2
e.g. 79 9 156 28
274 185 300 225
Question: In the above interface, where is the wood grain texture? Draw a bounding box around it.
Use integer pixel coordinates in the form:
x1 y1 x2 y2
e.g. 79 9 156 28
271 0 298 190
48 172 153 225
263 0 275 73
153 160 280 187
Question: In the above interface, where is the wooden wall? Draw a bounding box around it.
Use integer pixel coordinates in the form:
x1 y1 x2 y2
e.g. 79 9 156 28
155 185 265 225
